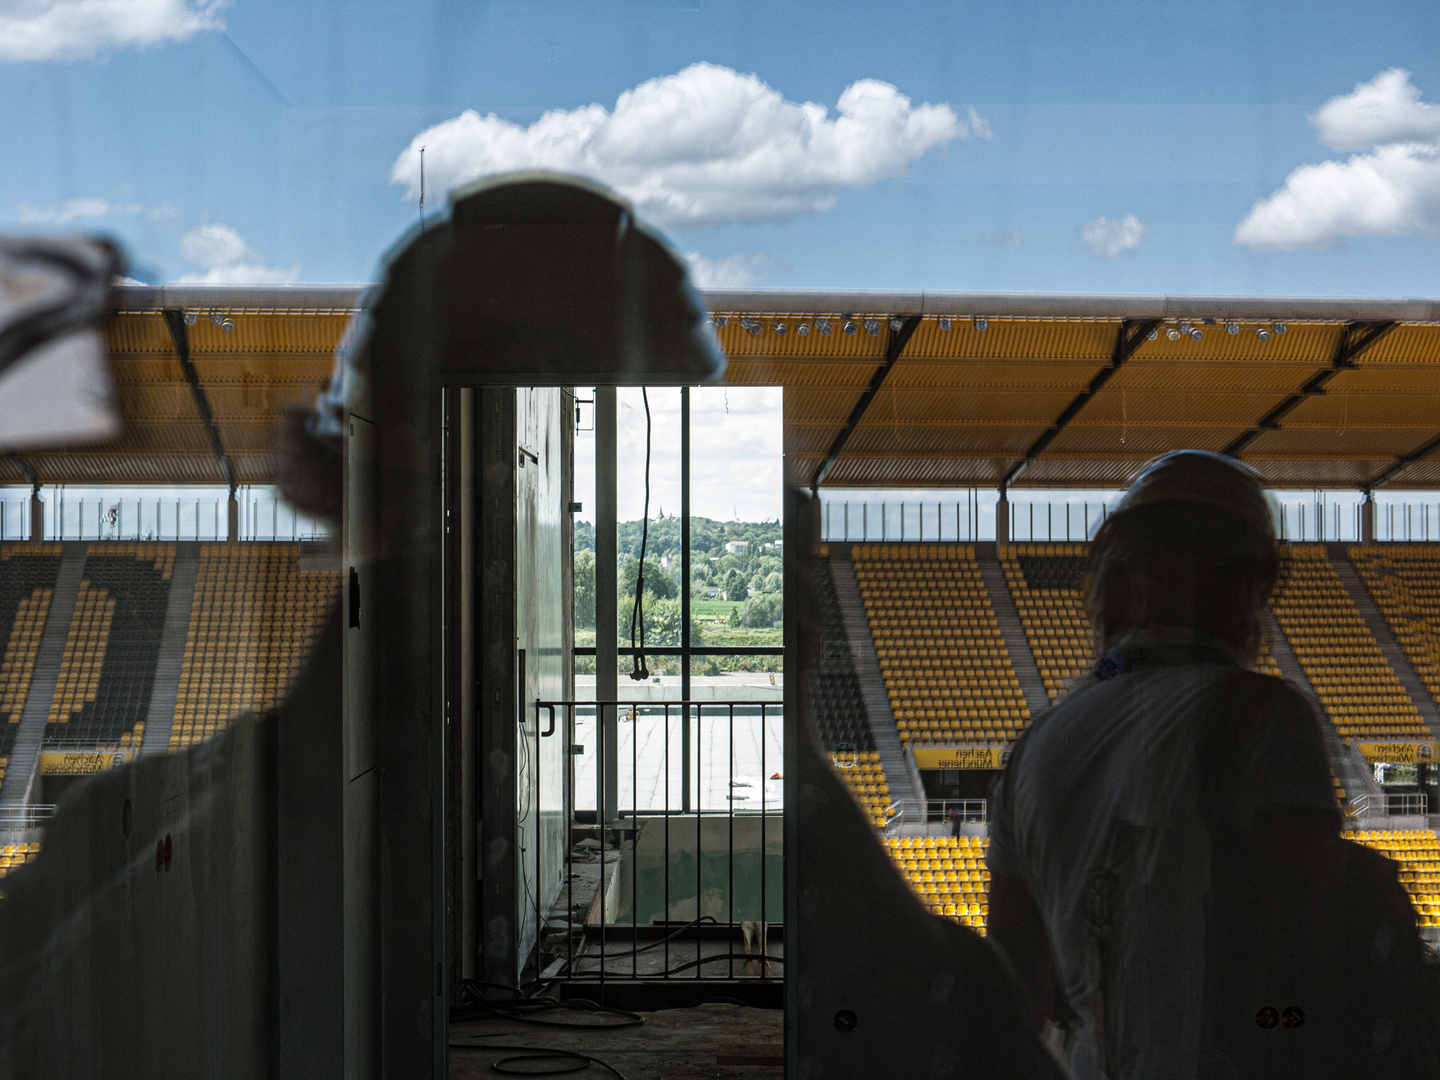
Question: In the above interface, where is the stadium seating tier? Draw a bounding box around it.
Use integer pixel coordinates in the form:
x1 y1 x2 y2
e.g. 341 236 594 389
885 834 990 934
1001 544 1093 705
853 543 1029 747
0 546 63 796
1347 830 1440 927
170 543 339 750
1271 545 1430 741
45 544 173 748
1350 544 1440 713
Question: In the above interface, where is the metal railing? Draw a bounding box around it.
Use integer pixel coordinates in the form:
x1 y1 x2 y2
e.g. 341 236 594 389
540 699 782 983
817 494 1440 545
883 798 988 830
1348 792 1429 818
0 805 57 829
0 489 329 542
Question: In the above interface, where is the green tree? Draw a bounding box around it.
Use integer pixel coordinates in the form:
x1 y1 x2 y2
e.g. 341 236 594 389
618 594 702 647
574 550 596 629
724 569 747 603
738 592 783 628
621 558 675 600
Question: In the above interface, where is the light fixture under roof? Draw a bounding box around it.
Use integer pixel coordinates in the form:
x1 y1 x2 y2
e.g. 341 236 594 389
221 318 235 333
796 321 811 337
889 317 904 331
1166 326 1181 341
1188 326 1203 342
843 319 858 335
773 321 787 335
1147 328 1159 341
1256 326 1272 342
817 318 832 336
1271 321 1287 335
1225 321 1239 335
937 316 953 331
864 318 881 337
183 311 198 326
973 316 988 332
714 316 729 328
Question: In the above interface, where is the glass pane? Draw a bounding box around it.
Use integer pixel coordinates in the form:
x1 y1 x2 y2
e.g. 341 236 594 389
689 387 783 650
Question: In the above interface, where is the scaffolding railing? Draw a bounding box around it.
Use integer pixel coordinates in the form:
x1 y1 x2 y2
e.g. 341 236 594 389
540 699 782 983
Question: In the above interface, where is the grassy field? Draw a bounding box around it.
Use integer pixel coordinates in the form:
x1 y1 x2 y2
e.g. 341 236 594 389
692 597 743 621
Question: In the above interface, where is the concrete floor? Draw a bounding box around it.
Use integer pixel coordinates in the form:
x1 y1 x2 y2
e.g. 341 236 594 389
450 1002 783 1079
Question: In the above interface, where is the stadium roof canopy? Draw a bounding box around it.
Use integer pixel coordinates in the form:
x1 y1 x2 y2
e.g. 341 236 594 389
6 285 1440 491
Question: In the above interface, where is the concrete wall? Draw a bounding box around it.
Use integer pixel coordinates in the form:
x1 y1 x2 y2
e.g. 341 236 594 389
0 713 271 1079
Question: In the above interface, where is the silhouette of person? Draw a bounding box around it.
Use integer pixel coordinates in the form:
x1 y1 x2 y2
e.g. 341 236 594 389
986 450 1438 1079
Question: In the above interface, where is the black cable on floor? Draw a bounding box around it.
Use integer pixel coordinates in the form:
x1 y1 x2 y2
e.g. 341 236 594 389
450 1037 630 1080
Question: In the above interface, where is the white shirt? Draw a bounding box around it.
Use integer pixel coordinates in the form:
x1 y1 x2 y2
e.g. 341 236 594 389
988 630 1337 1080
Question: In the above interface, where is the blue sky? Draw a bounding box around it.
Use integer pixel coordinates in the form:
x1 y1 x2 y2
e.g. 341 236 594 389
4 0 1440 294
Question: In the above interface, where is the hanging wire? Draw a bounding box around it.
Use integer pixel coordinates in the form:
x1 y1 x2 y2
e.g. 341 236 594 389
628 389 651 681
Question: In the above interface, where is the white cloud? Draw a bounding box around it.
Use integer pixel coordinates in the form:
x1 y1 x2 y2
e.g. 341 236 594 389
1081 214 1144 257
19 196 176 223
1234 69 1440 251
1311 68 1440 152
684 251 778 288
175 223 299 284
573 386 784 525
0 0 225 63
390 62 981 229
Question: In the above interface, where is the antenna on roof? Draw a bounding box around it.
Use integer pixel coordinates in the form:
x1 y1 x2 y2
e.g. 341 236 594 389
418 146 426 233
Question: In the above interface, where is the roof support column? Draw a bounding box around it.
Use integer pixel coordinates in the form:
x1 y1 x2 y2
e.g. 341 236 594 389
1361 490 1376 544
995 491 1010 544
8 452 42 543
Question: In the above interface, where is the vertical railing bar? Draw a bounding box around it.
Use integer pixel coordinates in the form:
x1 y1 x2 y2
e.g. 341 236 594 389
599 699 606 986
728 702 735 981
695 704 703 981
664 701 671 981
633 702 639 980
536 698 542 979
760 700 766 977
568 704 575 982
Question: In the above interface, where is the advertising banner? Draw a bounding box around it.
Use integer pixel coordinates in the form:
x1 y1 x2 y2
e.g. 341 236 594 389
1354 742 1439 765
911 746 1011 771
39 750 135 775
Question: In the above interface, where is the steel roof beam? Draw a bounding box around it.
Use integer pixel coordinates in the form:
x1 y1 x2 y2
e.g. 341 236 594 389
1223 321 1395 460
809 315 922 492
1000 317 1161 493
162 308 236 492
1365 431 1440 490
